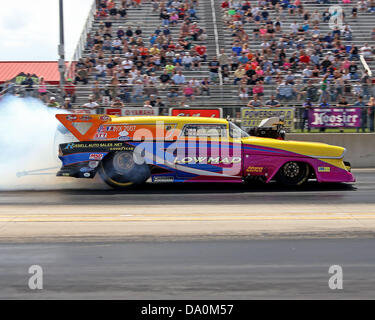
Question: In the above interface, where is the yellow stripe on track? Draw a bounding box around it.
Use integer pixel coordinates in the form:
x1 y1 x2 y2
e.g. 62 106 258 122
1 214 375 222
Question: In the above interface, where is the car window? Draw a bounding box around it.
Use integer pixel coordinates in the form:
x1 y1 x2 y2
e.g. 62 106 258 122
182 124 228 138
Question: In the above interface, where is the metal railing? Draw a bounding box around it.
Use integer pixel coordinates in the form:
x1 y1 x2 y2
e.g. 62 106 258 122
64 0 97 80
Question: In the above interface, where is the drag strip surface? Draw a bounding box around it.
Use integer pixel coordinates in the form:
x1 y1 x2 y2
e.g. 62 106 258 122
0 170 374 241
1 238 375 299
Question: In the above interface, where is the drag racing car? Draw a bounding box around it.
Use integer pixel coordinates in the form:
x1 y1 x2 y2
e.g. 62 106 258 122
56 114 355 189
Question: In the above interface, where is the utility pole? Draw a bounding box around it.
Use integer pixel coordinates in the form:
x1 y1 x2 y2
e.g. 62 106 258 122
58 0 65 91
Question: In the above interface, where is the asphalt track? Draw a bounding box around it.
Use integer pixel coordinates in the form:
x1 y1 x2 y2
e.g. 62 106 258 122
0 169 375 299
0 239 375 299
0 169 375 241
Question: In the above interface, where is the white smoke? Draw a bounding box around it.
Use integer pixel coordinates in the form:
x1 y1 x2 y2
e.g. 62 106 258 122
0 95 105 190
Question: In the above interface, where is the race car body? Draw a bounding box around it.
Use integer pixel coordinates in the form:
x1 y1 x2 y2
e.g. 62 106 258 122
56 114 355 188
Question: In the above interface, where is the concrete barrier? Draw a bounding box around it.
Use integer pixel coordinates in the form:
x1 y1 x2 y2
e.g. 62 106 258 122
287 134 375 168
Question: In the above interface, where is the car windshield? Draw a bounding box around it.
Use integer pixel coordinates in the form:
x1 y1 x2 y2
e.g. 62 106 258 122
229 121 250 138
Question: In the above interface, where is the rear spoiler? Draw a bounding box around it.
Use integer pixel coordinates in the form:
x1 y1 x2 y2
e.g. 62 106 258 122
56 114 114 141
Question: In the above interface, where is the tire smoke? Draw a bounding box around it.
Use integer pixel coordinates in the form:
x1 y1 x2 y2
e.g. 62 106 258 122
0 95 105 190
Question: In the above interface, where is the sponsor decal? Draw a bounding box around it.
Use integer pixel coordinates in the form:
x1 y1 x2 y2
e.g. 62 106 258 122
89 154 104 161
174 157 241 164
89 161 100 169
66 115 77 121
83 173 91 178
308 108 361 128
103 125 136 132
152 176 175 183
61 142 135 153
318 167 331 173
80 115 92 121
246 166 264 173
94 133 107 140
80 167 94 173
119 130 129 137
64 143 76 150
100 115 111 121
118 136 131 141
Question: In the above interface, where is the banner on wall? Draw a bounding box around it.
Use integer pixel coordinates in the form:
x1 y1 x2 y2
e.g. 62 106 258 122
170 108 223 118
241 107 295 131
121 107 159 116
308 108 361 128
102 107 159 116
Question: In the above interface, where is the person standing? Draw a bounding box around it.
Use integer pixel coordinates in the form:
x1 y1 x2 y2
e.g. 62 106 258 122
38 77 48 103
368 97 375 132
301 98 313 132
354 96 367 133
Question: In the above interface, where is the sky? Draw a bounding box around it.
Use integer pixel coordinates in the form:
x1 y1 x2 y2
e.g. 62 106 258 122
0 0 95 62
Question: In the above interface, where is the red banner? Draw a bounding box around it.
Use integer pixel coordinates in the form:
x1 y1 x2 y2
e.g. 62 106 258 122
170 108 223 118
105 108 122 116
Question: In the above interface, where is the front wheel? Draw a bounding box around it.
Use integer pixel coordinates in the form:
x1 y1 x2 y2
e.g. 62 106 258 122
99 151 150 189
276 161 310 186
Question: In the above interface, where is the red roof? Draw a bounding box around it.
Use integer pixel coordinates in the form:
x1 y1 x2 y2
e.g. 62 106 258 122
0 61 62 84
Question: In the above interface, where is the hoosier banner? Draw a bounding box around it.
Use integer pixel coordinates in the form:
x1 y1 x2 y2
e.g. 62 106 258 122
308 108 361 128
241 107 295 131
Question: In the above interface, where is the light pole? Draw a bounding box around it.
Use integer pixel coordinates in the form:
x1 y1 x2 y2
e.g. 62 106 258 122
58 0 65 91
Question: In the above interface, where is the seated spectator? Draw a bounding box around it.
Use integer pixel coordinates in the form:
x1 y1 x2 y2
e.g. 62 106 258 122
112 97 124 108
276 82 297 101
47 97 60 108
167 86 179 105
239 85 249 102
75 67 88 85
95 62 107 81
64 79 76 103
360 43 372 57
265 95 281 107
62 98 73 110
132 80 144 102
247 94 264 108
194 44 207 61
172 71 186 85
182 84 195 104
83 95 99 110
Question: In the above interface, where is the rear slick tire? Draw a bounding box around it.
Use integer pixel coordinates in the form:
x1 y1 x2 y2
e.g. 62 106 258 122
276 161 310 186
99 151 150 189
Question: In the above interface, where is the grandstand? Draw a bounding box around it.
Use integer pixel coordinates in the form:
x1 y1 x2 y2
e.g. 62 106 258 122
1 0 375 131
70 0 375 113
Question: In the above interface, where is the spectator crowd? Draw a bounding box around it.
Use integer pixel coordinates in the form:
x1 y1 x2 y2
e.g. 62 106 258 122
0 0 375 131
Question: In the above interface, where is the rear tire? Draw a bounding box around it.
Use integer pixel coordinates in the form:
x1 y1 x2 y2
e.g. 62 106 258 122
99 151 150 189
276 161 310 186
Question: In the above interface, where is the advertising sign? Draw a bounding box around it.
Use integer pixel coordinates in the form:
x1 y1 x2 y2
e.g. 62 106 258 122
121 107 159 116
170 108 223 118
308 108 361 128
241 107 295 131
105 108 122 116
71 109 94 114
